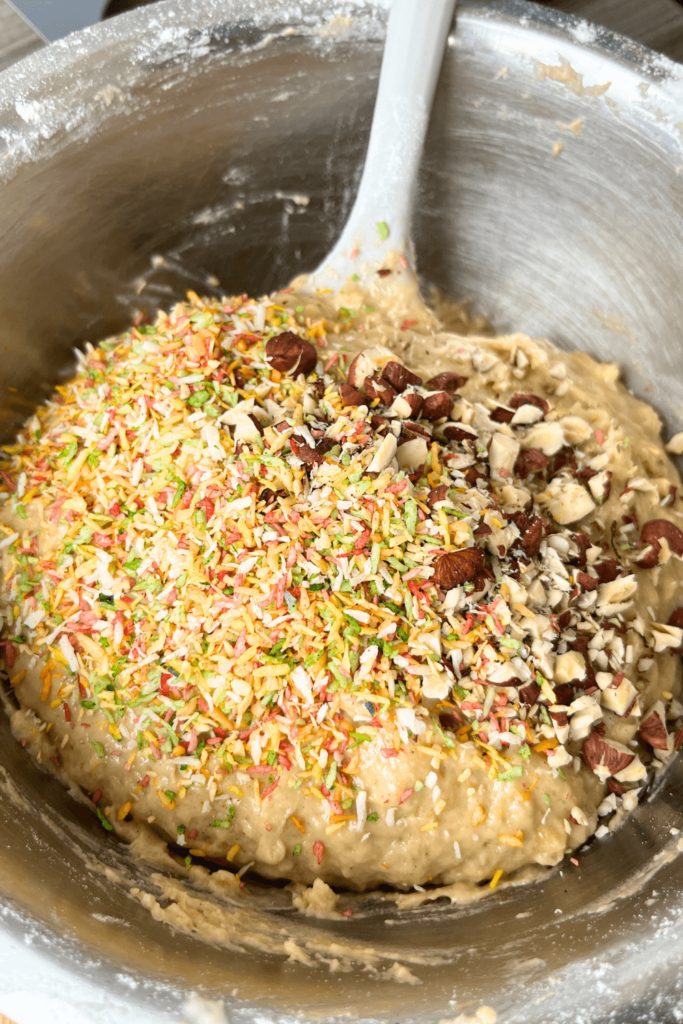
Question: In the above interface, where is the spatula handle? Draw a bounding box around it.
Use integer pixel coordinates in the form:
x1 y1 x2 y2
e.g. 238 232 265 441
312 0 457 287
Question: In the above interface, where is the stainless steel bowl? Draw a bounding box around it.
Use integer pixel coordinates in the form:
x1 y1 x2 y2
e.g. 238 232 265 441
2 2 683 1020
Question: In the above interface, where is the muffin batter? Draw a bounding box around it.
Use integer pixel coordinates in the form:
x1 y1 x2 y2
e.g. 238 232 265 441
2 268 682 892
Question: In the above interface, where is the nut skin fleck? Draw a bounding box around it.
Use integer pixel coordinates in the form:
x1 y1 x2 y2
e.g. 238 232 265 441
519 681 541 705
582 727 634 776
668 608 683 654
402 420 431 441
247 413 264 436
553 684 575 705
426 371 467 393
442 423 477 443
364 375 397 405
346 353 365 389
509 513 544 558
290 434 326 465
422 391 454 421
427 484 449 508
259 487 278 506
576 571 598 592
594 559 621 583
265 330 317 375
636 519 683 568
638 708 669 750
433 547 484 588
515 448 548 477
381 360 423 392
510 393 549 415
402 392 424 417
339 383 366 407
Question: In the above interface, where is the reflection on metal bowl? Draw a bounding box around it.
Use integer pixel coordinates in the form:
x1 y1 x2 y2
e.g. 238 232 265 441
1 0 683 1020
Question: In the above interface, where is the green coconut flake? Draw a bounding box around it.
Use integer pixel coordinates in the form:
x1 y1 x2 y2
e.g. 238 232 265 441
405 498 418 536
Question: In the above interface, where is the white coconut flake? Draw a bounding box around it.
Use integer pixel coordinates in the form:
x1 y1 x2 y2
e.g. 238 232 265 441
290 665 313 704
353 790 367 832
59 635 78 674
23 609 45 630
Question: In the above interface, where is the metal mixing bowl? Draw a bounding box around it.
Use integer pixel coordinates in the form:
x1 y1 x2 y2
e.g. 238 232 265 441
2 1 683 1020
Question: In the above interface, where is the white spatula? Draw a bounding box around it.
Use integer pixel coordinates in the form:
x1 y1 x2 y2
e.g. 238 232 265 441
305 0 458 296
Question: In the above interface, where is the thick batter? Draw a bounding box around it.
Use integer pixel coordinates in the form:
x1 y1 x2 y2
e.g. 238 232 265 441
2 267 682 892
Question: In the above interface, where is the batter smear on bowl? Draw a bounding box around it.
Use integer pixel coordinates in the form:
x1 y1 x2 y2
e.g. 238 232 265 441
2 270 683 892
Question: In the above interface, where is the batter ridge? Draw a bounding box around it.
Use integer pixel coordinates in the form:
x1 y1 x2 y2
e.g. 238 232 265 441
2 269 682 892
